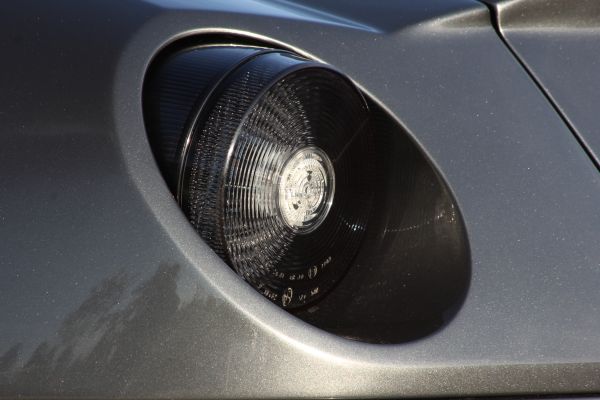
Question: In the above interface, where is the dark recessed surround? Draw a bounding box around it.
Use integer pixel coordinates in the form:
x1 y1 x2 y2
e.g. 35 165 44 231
144 39 470 344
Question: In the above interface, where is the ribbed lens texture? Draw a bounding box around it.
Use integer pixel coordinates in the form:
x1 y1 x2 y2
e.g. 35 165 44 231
146 47 260 191
182 51 374 308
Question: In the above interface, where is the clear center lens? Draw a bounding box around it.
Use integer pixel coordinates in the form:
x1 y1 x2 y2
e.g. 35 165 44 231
278 147 335 233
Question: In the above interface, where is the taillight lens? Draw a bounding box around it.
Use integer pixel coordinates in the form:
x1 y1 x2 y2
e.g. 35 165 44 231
146 47 374 308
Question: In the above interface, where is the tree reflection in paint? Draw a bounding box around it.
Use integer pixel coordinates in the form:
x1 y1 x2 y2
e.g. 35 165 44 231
0 264 231 397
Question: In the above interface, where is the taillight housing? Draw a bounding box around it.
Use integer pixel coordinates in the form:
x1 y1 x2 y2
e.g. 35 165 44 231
144 41 470 343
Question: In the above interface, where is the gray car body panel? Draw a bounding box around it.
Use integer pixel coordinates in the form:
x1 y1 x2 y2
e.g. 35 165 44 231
485 0 600 167
1 0 600 397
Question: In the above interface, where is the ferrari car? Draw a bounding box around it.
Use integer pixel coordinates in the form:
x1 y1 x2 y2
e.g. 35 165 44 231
2 0 600 398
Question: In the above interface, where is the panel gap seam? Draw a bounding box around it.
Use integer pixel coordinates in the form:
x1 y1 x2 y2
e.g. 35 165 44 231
479 0 600 172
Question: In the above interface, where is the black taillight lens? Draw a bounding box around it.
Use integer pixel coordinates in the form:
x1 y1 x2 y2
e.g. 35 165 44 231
145 46 374 308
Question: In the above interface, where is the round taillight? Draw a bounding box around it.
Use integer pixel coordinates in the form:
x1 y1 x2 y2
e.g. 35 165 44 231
145 46 374 308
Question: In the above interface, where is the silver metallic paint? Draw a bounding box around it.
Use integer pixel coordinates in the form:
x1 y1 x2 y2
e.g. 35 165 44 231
1 0 600 397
